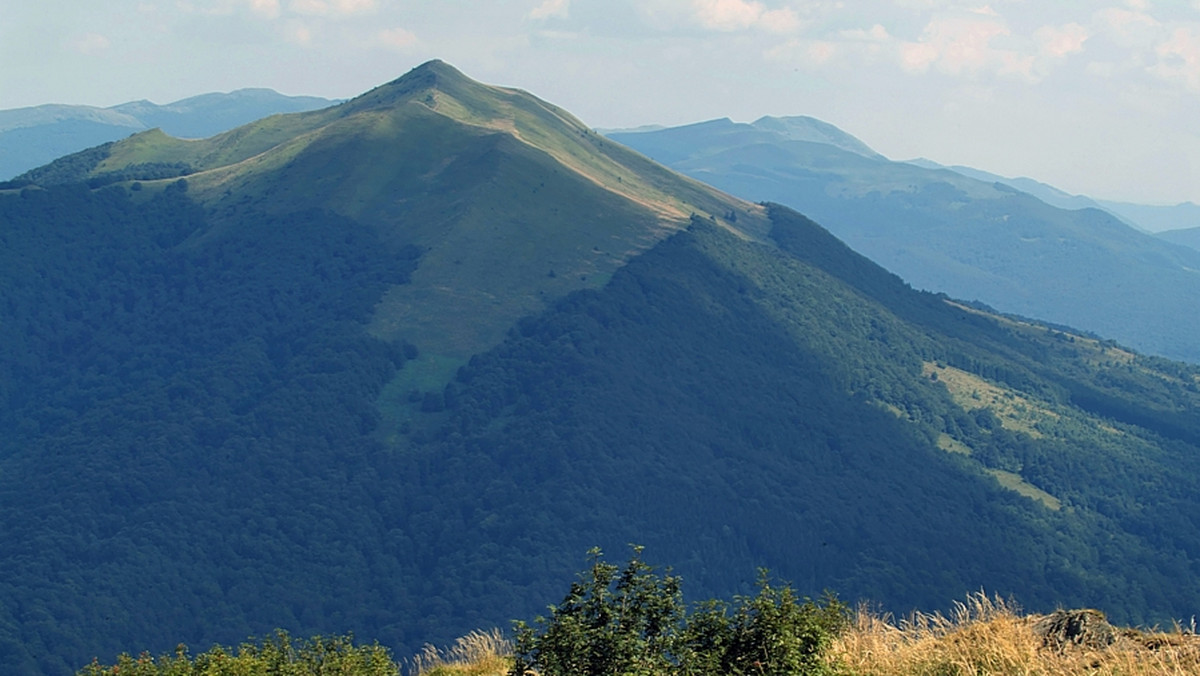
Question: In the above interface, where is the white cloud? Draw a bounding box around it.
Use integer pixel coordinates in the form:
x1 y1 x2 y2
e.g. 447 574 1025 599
806 40 837 64
758 8 802 34
898 12 1034 79
68 33 112 55
375 26 419 51
284 21 313 45
899 39 940 71
840 24 892 43
1151 25 1200 90
249 0 281 19
766 23 891 69
529 0 569 20
690 0 801 34
892 0 943 9
1094 6 1160 47
288 0 375 16
176 0 237 16
1036 22 1089 58
693 0 762 30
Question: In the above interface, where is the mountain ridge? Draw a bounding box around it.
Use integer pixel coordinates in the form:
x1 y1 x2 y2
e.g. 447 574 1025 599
907 158 1200 234
608 119 1200 363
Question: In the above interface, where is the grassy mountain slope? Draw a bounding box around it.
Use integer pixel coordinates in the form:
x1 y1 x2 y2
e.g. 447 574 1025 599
23 61 765 380
5 62 1200 676
608 119 1200 363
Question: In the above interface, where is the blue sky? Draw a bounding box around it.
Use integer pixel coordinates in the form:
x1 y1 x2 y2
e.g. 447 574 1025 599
2 0 1198 204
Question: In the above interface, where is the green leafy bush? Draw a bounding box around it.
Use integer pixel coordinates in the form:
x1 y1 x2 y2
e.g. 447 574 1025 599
76 631 399 676
511 547 848 676
712 573 848 676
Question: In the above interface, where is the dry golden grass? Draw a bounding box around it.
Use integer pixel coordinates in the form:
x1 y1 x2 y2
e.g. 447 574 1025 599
830 592 1200 676
410 628 512 676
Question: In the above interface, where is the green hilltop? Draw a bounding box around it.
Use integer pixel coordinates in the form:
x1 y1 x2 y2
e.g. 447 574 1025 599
3 61 1200 676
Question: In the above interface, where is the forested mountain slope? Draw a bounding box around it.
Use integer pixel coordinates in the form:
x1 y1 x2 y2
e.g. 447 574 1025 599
3 62 1200 676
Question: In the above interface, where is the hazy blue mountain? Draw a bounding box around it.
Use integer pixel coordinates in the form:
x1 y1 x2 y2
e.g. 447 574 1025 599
1102 200 1200 234
0 89 336 180
906 159 1107 213
911 158 1200 234
1157 225 1200 251
609 118 1200 363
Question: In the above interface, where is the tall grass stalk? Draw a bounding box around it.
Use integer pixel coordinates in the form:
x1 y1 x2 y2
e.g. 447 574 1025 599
410 629 512 676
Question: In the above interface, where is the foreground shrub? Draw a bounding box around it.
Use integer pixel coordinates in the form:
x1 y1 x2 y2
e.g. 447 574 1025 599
77 630 399 676
510 546 848 676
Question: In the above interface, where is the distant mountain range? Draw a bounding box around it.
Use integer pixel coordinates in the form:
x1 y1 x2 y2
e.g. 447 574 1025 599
608 118 1200 363
1156 225 1200 250
0 89 337 180
906 158 1200 235
6 62 1200 676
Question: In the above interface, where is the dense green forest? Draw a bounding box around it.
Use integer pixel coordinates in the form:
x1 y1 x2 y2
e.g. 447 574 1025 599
394 211 1200 629
0 183 419 674
6 179 1200 676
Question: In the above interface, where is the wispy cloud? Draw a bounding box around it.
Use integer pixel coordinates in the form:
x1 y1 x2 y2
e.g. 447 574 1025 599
288 0 376 17
898 9 1034 79
626 0 803 34
68 32 112 55
529 0 569 21
249 0 281 19
284 21 313 45
1094 6 1159 47
690 0 800 33
1151 25 1200 91
1035 23 1089 58
375 26 419 51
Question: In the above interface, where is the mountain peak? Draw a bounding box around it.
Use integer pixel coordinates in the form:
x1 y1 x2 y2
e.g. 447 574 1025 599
751 115 882 158
383 59 470 90
336 59 484 118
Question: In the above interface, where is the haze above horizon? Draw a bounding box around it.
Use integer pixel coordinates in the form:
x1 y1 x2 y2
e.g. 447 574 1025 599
3 0 1198 206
